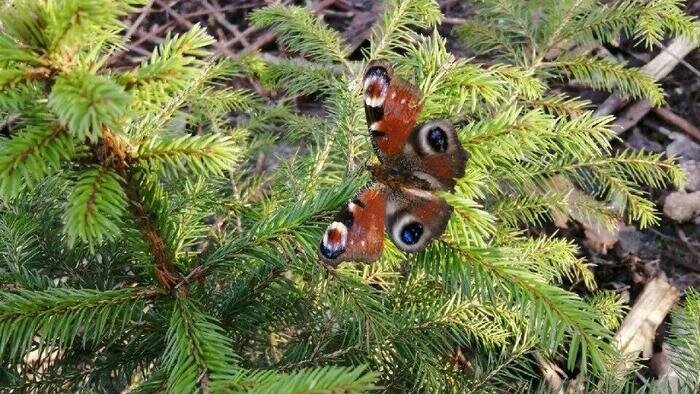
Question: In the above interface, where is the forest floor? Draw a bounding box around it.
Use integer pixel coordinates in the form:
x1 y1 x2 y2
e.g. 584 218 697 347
113 0 700 379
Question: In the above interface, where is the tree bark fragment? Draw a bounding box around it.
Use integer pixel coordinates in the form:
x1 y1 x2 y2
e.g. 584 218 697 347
614 276 679 358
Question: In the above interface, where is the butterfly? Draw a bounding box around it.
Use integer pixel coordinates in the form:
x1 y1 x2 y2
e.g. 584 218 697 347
318 61 469 266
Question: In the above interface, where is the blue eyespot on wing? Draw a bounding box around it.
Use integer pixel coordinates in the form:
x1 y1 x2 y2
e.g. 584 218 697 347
385 188 452 253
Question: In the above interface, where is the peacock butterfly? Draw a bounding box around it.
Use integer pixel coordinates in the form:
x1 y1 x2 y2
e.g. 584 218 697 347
319 61 469 265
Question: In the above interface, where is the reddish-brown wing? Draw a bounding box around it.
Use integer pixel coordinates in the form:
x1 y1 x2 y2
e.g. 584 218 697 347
363 63 468 190
404 120 469 190
318 184 388 265
385 188 452 253
363 61 422 159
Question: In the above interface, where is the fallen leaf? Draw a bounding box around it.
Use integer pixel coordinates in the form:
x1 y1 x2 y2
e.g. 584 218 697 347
617 225 643 255
672 273 700 293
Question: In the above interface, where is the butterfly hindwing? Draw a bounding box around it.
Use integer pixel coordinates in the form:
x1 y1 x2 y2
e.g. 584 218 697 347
363 61 422 159
406 120 469 190
385 188 452 253
318 184 388 265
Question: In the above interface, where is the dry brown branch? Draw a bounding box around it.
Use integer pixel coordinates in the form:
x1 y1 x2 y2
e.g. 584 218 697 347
614 275 679 359
123 0 155 42
653 107 700 143
611 101 654 134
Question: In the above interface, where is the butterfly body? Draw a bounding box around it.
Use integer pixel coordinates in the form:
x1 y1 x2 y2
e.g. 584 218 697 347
319 61 468 266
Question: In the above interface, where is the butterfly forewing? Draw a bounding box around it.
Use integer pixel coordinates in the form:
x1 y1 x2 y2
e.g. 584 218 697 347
363 61 422 159
318 184 387 265
362 62 468 190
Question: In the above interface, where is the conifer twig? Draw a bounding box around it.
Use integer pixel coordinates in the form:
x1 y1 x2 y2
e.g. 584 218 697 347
244 0 333 53
595 38 697 118
92 127 181 291
652 107 700 143
122 0 154 42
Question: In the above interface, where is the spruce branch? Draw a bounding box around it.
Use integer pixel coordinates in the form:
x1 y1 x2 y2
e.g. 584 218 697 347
489 65 546 101
0 287 158 361
460 106 557 169
206 180 361 267
121 24 215 113
434 243 613 376
511 235 595 290
587 291 625 331
48 70 131 142
130 369 168 393
126 180 181 290
260 59 343 97
0 1 47 52
126 61 217 140
489 192 568 228
250 4 349 65
0 65 53 88
668 289 700 391
0 213 56 290
124 24 214 88
528 94 591 117
324 83 366 172
457 19 522 61
44 0 143 54
1 0 696 391
443 193 496 248
549 56 665 106
559 0 640 46
511 150 683 227
137 134 243 178
465 335 538 393
0 34 45 66
88 126 181 290
63 165 128 246
0 83 45 119
221 365 379 394
401 32 511 119
79 61 229 291
391 290 512 348
195 87 260 116
632 0 700 48
369 0 442 60
551 111 615 161
163 297 238 392
0 125 74 199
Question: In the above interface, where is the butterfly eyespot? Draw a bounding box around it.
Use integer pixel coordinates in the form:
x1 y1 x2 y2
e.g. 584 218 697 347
319 222 348 262
427 127 448 153
400 222 423 245
320 242 344 260
414 121 454 156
